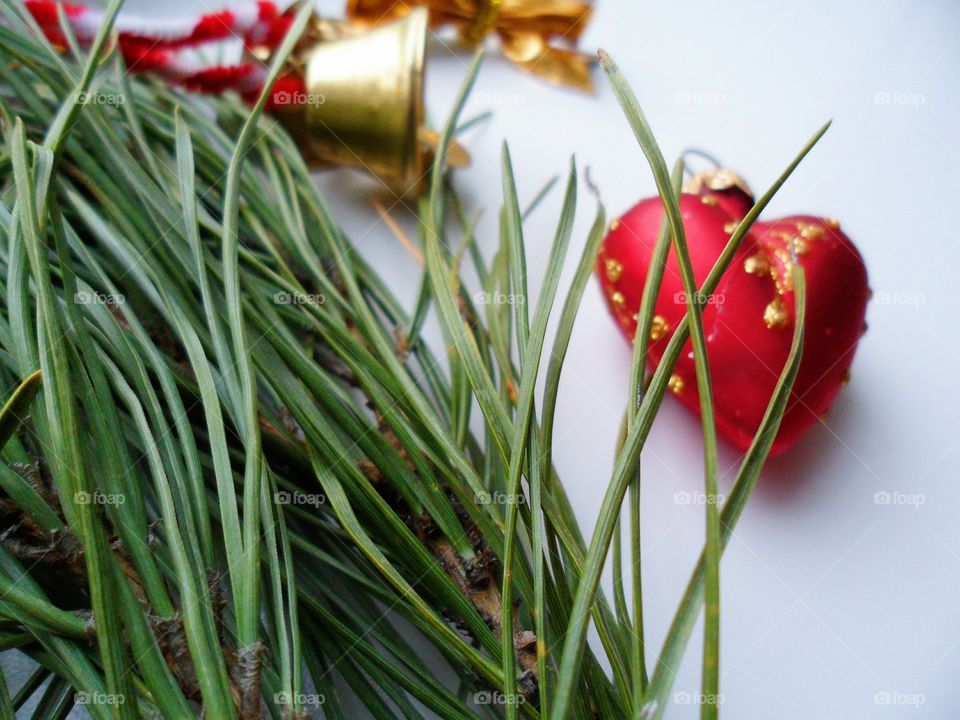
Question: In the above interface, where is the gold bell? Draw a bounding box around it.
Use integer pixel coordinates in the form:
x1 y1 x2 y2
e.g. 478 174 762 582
270 8 466 196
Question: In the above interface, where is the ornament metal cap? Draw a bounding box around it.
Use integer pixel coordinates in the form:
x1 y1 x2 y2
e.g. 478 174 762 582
682 166 754 201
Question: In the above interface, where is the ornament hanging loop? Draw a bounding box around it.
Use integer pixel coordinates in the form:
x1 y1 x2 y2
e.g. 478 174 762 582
681 147 723 173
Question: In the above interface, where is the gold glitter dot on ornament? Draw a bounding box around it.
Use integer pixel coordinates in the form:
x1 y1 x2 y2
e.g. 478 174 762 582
744 253 771 276
700 194 719 207
723 221 738 234
605 258 623 282
609 218 621 231
797 221 824 240
611 291 625 307
668 374 685 395
650 315 670 340
771 246 795 292
825 218 841 230
763 297 789 329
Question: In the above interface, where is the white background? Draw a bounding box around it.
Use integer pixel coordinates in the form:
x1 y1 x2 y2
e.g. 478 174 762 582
9 1 960 718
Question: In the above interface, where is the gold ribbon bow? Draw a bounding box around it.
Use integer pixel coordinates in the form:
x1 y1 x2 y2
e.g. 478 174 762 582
346 0 596 91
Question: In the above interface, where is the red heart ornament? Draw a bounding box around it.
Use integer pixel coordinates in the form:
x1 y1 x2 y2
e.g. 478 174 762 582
597 170 869 455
